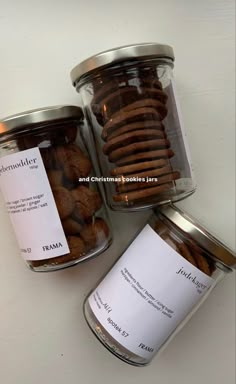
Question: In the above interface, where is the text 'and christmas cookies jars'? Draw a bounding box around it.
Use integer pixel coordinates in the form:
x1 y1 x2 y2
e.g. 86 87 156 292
83 205 235 366
0 106 112 271
71 43 196 211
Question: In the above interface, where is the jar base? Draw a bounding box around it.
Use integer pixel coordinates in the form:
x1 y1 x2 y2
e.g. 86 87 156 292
83 298 150 367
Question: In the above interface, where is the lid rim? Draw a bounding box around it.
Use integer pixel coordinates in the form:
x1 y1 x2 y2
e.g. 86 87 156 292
158 205 236 269
70 42 175 85
0 105 83 134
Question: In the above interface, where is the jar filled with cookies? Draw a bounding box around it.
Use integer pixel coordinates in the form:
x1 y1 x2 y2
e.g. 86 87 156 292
84 205 235 366
71 43 196 211
0 106 112 271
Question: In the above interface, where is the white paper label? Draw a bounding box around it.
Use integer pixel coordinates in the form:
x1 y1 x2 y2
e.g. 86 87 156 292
89 225 213 359
0 148 69 260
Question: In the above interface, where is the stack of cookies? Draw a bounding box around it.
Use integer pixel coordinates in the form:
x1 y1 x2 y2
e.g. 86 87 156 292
91 67 180 205
18 126 110 268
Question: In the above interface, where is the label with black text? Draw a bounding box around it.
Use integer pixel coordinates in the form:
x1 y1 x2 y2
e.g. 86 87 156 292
88 225 213 359
0 148 69 260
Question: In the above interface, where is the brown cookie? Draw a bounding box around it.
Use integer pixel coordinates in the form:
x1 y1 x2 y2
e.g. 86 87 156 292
111 158 168 176
54 144 92 181
40 147 55 169
115 148 174 166
192 251 211 276
116 171 180 193
115 165 172 185
107 121 164 141
102 107 162 140
71 186 102 220
47 170 63 188
62 218 83 235
108 139 170 163
112 99 168 120
176 242 197 267
80 218 110 249
103 129 166 155
113 182 172 202
52 187 75 220
67 236 86 260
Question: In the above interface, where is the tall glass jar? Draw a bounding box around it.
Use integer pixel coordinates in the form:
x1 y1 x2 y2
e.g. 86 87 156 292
83 205 235 366
71 43 196 211
0 106 112 272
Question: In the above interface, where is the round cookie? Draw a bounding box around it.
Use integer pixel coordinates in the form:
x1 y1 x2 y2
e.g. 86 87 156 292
115 148 174 166
116 171 180 193
108 138 170 163
112 98 168 120
113 182 173 202
116 165 172 185
107 120 164 141
80 218 110 249
193 251 211 276
62 217 83 235
67 236 86 260
111 158 168 176
102 107 162 139
47 170 63 188
103 129 166 155
71 186 102 220
53 186 75 220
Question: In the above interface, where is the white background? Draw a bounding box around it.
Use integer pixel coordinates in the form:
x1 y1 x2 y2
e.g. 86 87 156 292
0 1 235 383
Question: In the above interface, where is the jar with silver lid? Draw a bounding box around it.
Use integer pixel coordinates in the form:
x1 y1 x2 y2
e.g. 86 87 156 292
0 106 112 272
71 43 196 211
83 205 235 366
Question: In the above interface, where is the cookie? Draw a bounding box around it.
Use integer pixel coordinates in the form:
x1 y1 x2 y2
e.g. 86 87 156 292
47 170 63 188
177 242 197 267
113 182 172 202
108 138 170 163
67 236 86 260
107 121 164 141
103 129 166 155
54 144 92 181
62 218 83 235
116 165 172 185
115 148 174 166
71 186 102 220
193 251 211 276
80 218 110 249
112 98 168 120
111 158 168 176
102 107 162 140
53 187 75 220
116 171 180 193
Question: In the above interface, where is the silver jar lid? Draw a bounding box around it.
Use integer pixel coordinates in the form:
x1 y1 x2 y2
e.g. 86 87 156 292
70 43 175 86
0 105 83 135
158 205 236 269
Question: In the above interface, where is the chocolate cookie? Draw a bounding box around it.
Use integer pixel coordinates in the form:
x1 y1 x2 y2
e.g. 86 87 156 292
115 148 174 166
107 121 164 141
62 217 83 235
108 139 170 163
80 219 110 249
112 98 168 120
54 144 92 181
103 129 166 155
111 158 168 176
53 187 75 220
47 170 63 188
71 186 102 220
116 171 180 193
102 107 162 140
113 183 172 202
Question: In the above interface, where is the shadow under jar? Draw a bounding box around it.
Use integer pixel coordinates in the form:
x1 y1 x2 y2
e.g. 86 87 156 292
71 43 196 211
83 205 235 366
0 106 112 271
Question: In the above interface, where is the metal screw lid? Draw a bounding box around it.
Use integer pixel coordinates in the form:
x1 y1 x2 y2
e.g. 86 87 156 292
70 42 175 86
158 204 236 269
0 105 83 135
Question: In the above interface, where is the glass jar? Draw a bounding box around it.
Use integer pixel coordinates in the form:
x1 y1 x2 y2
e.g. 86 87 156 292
0 106 112 272
71 43 196 211
83 205 235 366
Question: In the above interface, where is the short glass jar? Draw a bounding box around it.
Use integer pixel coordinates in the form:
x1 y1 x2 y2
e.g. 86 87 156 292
83 205 235 366
71 43 196 211
0 106 112 272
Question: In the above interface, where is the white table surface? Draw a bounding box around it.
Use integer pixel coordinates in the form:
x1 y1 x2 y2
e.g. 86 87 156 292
0 1 235 383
